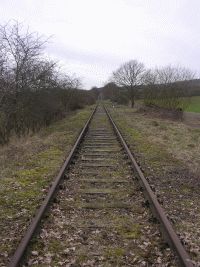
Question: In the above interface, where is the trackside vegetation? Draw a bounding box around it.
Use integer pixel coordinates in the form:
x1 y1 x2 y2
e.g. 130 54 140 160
0 106 94 266
97 59 200 113
0 21 96 145
185 96 200 113
108 104 200 264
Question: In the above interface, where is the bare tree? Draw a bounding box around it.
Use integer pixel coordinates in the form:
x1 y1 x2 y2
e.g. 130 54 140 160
155 65 195 84
0 22 58 136
0 21 96 144
0 52 7 105
143 65 195 110
58 74 82 111
111 59 145 107
0 21 48 94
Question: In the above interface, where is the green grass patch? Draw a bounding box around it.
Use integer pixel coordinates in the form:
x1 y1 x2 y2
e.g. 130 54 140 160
106 247 125 257
185 96 200 113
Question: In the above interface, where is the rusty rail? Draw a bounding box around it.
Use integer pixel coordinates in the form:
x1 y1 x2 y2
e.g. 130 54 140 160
9 104 193 267
9 106 97 267
104 105 193 267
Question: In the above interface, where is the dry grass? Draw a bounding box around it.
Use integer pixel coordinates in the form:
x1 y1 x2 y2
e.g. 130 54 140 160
0 106 93 265
109 104 200 264
111 105 200 174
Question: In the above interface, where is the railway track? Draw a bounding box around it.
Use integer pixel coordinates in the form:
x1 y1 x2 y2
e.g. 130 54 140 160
9 105 193 267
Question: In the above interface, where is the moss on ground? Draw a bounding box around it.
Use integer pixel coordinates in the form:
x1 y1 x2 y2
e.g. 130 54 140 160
120 223 141 239
105 247 125 257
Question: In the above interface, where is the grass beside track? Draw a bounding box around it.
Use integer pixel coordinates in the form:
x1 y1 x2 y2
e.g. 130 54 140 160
0 106 94 265
185 96 200 113
137 96 200 113
109 104 200 264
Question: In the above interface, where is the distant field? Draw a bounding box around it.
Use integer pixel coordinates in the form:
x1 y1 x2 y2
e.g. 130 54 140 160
185 96 200 113
137 96 200 113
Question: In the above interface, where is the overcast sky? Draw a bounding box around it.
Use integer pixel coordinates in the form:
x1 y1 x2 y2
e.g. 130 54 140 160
0 0 200 89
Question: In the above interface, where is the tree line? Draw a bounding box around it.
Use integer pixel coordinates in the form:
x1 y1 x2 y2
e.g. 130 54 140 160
101 59 197 109
0 22 95 145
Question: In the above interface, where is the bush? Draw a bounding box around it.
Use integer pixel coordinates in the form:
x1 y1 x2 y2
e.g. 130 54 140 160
0 22 96 145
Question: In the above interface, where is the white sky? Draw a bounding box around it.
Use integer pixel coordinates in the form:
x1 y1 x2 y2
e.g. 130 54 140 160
0 0 200 89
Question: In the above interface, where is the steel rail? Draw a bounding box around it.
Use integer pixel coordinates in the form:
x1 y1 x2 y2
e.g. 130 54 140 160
104 105 193 267
9 106 97 267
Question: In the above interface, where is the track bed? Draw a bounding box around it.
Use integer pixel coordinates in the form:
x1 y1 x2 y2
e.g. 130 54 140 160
24 107 178 266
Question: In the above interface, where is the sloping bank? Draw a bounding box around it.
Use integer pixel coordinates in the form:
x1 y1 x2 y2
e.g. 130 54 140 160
0 106 94 266
109 104 200 265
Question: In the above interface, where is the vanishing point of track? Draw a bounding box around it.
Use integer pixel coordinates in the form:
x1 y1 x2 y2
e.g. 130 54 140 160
9 105 193 267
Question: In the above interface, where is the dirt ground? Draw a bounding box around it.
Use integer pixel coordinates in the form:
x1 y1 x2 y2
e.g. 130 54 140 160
183 111 200 128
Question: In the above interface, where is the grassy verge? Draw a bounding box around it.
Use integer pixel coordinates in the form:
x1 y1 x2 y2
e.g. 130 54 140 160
137 96 200 113
110 105 200 174
0 106 94 265
185 96 200 113
108 103 200 264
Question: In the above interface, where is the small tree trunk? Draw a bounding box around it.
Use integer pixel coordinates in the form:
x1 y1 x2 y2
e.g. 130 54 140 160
131 97 134 108
130 86 135 108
